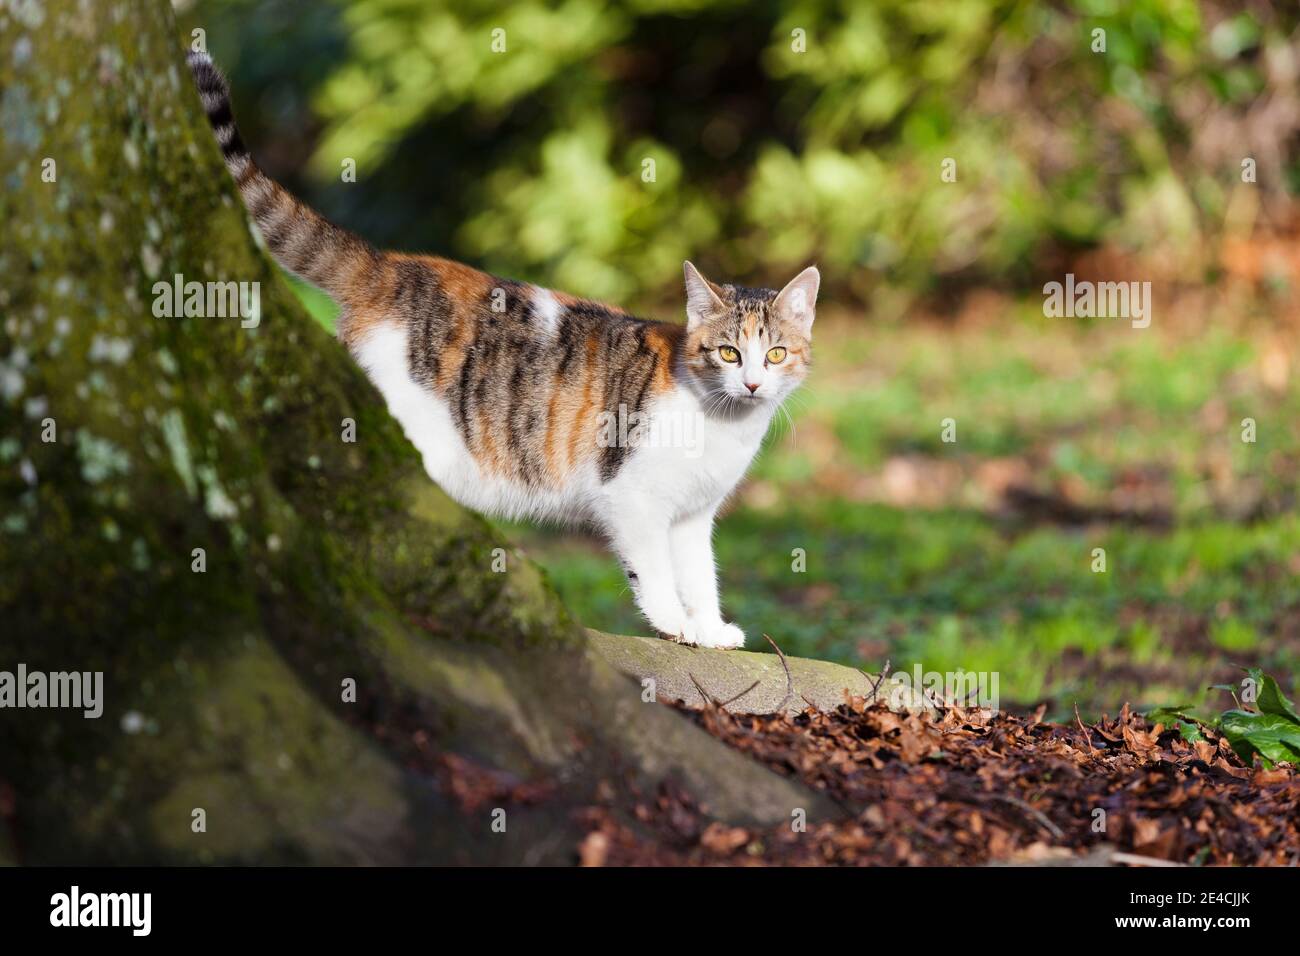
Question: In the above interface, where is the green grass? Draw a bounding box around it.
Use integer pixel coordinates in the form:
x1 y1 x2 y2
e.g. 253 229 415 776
515 500 1300 719
287 273 1300 718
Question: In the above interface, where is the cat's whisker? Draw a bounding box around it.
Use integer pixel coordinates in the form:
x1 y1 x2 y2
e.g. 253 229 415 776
775 402 797 445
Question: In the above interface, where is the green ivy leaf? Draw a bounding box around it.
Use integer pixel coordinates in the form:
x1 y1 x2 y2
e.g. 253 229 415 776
1247 668 1300 723
1218 709 1300 768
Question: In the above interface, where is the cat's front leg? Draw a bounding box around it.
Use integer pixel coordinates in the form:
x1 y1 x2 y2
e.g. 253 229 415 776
604 508 698 644
669 508 745 649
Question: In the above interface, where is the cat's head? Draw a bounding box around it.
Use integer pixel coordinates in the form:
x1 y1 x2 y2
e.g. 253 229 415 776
680 261 819 408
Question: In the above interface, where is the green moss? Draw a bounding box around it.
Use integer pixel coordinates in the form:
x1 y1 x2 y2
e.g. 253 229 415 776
143 640 409 864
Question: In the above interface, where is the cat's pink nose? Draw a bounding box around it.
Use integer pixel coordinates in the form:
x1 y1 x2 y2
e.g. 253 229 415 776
745 382 759 394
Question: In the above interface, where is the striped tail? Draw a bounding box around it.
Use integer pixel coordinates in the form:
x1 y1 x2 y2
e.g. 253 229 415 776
187 52 377 308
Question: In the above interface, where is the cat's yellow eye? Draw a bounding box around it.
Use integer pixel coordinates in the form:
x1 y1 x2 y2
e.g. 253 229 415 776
718 346 741 363
766 347 787 364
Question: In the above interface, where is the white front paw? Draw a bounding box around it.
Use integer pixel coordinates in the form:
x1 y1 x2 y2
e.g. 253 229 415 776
653 615 699 645
694 620 746 650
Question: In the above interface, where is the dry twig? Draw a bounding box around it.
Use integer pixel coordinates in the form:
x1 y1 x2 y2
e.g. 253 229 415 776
763 634 794 714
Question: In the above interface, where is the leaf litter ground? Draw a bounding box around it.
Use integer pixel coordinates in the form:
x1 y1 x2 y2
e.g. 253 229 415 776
575 694 1300 866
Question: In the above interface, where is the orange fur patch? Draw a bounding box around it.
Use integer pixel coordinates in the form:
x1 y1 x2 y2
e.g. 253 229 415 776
427 256 492 303
341 303 390 347
340 258 398 346
543 389 567 481
644 325 681 393
476 406 505 475
566 335 602 470
339 263 376 313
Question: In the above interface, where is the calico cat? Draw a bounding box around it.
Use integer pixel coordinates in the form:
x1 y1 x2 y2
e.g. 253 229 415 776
189 52 818 649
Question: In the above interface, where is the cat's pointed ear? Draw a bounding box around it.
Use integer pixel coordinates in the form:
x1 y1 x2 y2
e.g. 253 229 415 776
773 266 820 334
683 260 726 330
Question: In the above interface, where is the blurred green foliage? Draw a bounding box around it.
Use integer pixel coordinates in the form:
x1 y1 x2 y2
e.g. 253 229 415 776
186 0 1299 305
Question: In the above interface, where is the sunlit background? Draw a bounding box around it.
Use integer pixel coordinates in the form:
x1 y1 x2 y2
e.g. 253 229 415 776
180 0 1300 716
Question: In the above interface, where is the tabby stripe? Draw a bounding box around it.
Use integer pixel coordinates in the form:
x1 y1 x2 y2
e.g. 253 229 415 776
455 343 477 440
188 51 378 316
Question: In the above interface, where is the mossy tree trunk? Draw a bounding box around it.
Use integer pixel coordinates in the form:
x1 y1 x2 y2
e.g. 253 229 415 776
0 0 831 864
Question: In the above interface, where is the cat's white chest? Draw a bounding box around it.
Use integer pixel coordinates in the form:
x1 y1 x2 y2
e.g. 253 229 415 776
615 388 772 519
